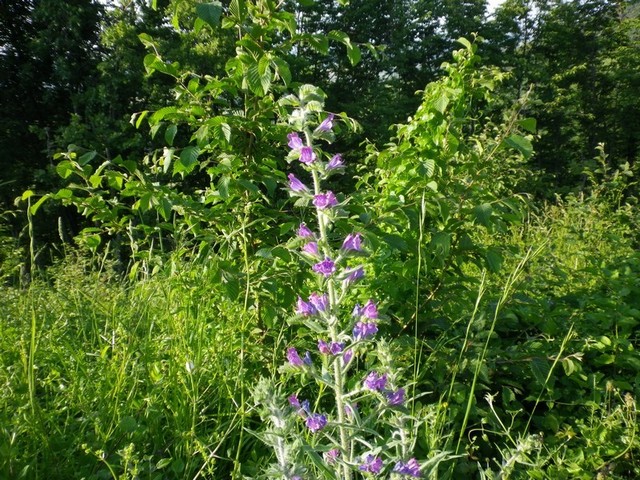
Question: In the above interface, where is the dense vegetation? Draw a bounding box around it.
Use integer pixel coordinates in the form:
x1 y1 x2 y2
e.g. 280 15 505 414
1 0 639 479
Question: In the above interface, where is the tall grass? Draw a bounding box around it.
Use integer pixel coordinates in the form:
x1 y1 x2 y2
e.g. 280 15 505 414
0 252 274 479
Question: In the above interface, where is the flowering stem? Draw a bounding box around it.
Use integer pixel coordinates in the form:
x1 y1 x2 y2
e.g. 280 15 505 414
304 127 352 479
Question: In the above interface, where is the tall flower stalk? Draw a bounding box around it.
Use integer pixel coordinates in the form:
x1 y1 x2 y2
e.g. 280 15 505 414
254 85 424 479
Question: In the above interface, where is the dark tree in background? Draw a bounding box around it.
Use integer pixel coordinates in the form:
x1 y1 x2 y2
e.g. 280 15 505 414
0 0 104 207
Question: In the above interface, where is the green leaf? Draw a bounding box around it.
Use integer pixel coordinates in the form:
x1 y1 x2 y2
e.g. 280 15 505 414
504 134 534 159
56 160 75 179
29 194 50 215
195 2 223 29
485 248 503 273
518 117 537 133
78 151 97 166
456 37 473 50
473 203 493 226
165 124 178 146
174 146 200 176
346 43 361 66
433 95 449 114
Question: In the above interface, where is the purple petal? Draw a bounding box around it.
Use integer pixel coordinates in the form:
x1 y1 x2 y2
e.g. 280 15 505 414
313 257 336 277
313 191 338 209
309 292 329 312
288 173 309 192
344 266 365 285
327 154 344 170
287 132 303 150
302 242 319 256
393 458 421 477
362 299 378 319
363 371 387 391
353 320 378 340
296 296 317 316
315 113 335 133
387 388 405 406
359 455 383 474
297 223 314 239
300 146 316 164
288 394 300 408
341 232 362 252
305 413 327 433
287 347 304 367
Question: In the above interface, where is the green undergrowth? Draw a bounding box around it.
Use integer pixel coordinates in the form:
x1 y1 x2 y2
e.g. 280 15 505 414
0 253 278 480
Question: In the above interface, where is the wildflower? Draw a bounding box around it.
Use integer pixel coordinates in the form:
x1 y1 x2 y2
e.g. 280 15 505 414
305 413 327 433
324 448 340 464
297 223 314 239
344 266 365 285
352 303 363 317
313 191 338 209
353 320 378 340
302 351 313 366
387 388 405 406
296 297 317 316
318 339 331 354
309 292 329 312
363 371 387 391
313 257 336 277
288 173 309 192
302 242 319 256
362 299 378 319
318 339 344 355
300 146 316 164
327 154 344 170
341 232 362 252
359 455 383 474
393 458 421 477
287 347 305 367
315 113 335 133
288 132 304 150
288 394 301 408
343 349 353 365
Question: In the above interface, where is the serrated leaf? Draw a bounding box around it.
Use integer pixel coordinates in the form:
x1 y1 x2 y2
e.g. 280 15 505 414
195 2 222 29
433 94 449 114
473 203 493 226
174 146 200 176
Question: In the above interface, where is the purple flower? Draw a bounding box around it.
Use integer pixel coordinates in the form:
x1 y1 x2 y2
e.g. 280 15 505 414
288 173 309 192
288 132 303 150
313 257 336 277
305 413 327 433
341 232 362 252
324 448 340 464
387 388 405 406
297 223 314 239
303 351 312 366
291 477 302 480
309 292 329 312
288 394 301 408
344 266 365 285
318 340 344 355
363 371 387 391
352 303 362 317
362 299 378 319
302 242 319 256
353 320 378 340
300 146 316 164
287 347 305 367
318 340 331 355
359 455 383 474
315 113 335 133
313 191 338 209
296 297 317 316
301 399 310 413
393 458 421 477
327 154 344 170
343 349 353 365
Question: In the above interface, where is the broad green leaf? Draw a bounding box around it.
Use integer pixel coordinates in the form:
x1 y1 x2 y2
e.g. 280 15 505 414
165 124 177 146
29 194 50 215
174 146 200 176
56 160 75 179
79 151 97 166
473 203 493 226
433 95 449 114
504 134 534 159
195 2 223 29
457 37 473 50
485 248 503 273
518 117 537 133
346 43 361 66
22 190 34 200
